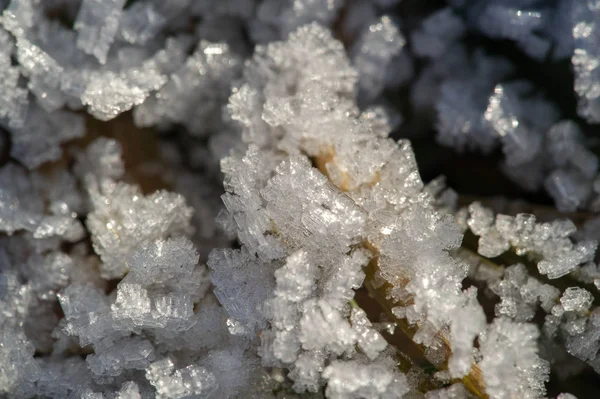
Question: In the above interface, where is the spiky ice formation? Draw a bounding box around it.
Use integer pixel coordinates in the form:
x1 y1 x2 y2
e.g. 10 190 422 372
467 202 598 279
212 21 550 397
572 0 600 123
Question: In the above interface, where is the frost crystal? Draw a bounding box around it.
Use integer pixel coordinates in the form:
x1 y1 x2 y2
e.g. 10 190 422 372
134 41 242 137
323 359 409 399
118 3 165 46
146 358 217 399
484 84 542 168
351 16 408 101
547 120 598 180
477 5 549 60
490 264 560 321
560 287 593 314
479 317 549 399
250 0 344 43
11 104 85 169
0 28 27 128
351 308 388 360
86 179 193 278
74 0 125 64
411 8 465 60
81 58 168 121
208 247 274 333
115 382 141 399
75 137 124 181
572 0 600 123
468 204 598 279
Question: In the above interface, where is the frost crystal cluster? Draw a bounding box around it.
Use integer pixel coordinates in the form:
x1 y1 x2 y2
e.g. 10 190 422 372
1 0 600 398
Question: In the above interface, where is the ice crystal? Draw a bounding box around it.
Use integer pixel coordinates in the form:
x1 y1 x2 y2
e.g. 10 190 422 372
572 0 600 123
74 0 126 64
351 15 408 101
468 203 598 279
479 317 549 399
86 178 193 279
134 41 242 137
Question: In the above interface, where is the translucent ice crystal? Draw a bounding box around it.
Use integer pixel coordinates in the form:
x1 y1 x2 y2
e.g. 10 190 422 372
229 23 358 149
86 178 193 278
75 137 125 181
0 0 36 39
260 156 367 255
249 0 344 43
274 250 317 303
208 247 275 333
490 264 560 322
125 237 202 296
2 5 596 397
476 5 550 60
351 16 407 101
468 204 598 279
323 358 410 399
350 307 388 360
572 0 600 123
479 317 549 399
146 358 218 399
467 202 494 236
0 164 43 234
286 350 324 392
58 283 110 323
299 299 357 355
34 357 95 398
10 103 85 169
134 41 242 137
447 287 487 377
74 0 126 64
80 389 104 399
199 347 265 399
544 168 593 212
411 8 465 60
562 309 600 364
435 52 514 154
0 330 39 397
547 120 598 179
425 384 469 399
81 63 167 121
110 282 153 326
87 336 155 376
560 287 593 314
0 28 27 128
117 2 165 45
484 84 542 168
23 252 73 299
115 382 141 399
321 249 369 311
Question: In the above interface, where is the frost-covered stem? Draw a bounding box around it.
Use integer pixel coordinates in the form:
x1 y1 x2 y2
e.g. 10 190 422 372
350 291 443 392
362 248 488 398
314 153 489 398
